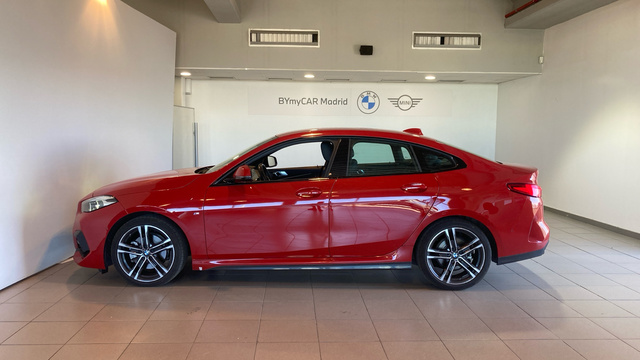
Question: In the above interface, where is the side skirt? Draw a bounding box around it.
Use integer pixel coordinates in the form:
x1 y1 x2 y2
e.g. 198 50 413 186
209 263 413 271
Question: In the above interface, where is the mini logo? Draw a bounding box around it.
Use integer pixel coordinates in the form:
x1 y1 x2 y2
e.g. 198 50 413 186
357 91 380 114
388 95 422 111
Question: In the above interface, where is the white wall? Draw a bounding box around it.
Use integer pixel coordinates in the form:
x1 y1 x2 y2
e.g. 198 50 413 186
496 0 640 233
186 81 498 166
0 0 176 289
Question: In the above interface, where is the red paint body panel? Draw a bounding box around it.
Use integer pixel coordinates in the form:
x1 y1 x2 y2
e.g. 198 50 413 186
72 128 549 273
203 179 334 258
329 174 438 257
72 201 128 269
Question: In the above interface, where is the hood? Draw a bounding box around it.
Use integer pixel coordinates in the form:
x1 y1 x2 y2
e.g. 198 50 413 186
93 167 202 197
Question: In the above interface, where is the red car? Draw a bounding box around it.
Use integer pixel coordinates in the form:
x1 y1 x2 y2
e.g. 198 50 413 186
72 128 549 290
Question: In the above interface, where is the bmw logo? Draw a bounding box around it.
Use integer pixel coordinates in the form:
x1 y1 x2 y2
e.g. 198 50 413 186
357 91 380 114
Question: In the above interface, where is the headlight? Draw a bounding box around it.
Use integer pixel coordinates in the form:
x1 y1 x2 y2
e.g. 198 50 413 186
81 195 118 213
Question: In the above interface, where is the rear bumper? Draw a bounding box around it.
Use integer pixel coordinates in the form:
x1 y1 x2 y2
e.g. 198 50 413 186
496 241 548 265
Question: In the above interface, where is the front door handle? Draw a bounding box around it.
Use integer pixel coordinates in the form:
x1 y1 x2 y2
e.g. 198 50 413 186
402 183 427 193
296 187 322 198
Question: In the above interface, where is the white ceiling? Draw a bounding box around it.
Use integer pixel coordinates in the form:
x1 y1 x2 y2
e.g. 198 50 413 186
505 0 618 29
204 0 618 27
180 0 618 84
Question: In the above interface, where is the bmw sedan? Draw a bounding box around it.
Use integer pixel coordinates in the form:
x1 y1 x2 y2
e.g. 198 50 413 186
72 128 549 290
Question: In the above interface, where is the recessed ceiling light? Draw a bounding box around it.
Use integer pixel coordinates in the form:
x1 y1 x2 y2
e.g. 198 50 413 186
424 75 436 81
180 71 192 77
304 74 315 79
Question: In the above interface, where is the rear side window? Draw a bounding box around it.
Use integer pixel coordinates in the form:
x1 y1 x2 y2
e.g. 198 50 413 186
352 142 395 164
413 146 461 173
348 140 418 176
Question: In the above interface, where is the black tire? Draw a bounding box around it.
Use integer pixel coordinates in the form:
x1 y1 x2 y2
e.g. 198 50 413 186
416 219 491 290
111 215 188 286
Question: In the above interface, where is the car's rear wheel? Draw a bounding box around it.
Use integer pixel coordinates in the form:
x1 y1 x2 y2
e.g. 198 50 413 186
111 216 187 286
416 219 491 290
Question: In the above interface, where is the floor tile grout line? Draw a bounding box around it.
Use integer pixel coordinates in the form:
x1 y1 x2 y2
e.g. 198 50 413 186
401 271 457 360
3 212 640 358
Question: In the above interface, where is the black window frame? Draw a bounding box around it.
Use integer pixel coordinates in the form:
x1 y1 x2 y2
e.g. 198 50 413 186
329 136 466 179
412 144 465 173
214 137 342 185
213 136 466 185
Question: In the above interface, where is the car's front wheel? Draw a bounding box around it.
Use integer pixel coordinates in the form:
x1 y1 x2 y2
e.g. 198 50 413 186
111 215 187 286
416 219 491 290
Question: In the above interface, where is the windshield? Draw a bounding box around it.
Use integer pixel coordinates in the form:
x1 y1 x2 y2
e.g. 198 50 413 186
206 136 277 174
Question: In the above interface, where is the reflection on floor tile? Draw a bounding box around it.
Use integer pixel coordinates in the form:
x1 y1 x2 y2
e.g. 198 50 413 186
1 212 640 359
118 343 192 360
317 319 378 342
50 344 127 360
505 339 586 360
187 343 256 360
383 341 454 360
255 342 320 360
444 340 520 360
320 342 387 360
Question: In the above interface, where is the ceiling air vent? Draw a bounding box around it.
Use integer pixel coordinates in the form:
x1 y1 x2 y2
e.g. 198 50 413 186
250 29 319 47
413 32 481 49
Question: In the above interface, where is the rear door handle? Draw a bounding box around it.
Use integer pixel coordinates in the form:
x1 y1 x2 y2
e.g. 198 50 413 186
296 187 322 198
402 183 427 193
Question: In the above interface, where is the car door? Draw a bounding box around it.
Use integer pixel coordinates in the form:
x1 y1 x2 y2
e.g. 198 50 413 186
329 138 439 257
203 139 337 260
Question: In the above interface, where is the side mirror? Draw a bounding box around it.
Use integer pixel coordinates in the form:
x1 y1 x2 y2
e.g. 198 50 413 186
233 165 252 182
266 155 277 168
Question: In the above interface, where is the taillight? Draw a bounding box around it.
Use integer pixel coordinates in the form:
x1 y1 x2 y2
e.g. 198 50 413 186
507 183 542 198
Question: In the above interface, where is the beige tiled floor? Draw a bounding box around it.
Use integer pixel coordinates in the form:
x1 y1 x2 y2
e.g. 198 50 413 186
2 212 640 359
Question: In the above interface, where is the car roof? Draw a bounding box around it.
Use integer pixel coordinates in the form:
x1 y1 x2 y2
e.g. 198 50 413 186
274 128 425 141
274 127 454 151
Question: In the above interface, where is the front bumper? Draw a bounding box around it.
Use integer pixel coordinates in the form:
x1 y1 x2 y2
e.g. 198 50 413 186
72 201 127 270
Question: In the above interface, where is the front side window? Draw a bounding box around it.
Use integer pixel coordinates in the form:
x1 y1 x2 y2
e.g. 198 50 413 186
269 142 327 170
207 136 276 174
226 139 336 183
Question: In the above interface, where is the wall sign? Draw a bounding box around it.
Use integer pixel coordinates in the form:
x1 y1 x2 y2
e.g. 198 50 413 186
248 85 451 117
388 95 422 111
357 91 380 114
249 88 351 116
278 97 348 106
